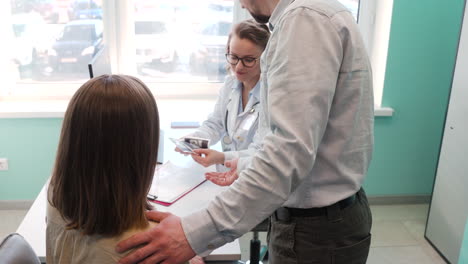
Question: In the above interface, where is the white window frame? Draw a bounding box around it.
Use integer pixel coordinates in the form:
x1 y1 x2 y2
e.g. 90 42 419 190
0 0 393 117
0 0 17 97
359 0 394 109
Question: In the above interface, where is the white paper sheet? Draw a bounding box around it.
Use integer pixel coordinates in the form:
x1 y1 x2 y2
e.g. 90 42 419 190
149 160 215 205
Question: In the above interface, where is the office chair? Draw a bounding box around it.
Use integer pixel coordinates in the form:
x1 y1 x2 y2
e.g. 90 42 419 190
0 233 40 264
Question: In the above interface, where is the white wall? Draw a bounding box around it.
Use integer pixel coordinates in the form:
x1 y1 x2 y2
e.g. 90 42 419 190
425 3 468 263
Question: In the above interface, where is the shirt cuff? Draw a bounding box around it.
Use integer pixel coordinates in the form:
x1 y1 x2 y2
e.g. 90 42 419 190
181 209 228 256
223 151 240 163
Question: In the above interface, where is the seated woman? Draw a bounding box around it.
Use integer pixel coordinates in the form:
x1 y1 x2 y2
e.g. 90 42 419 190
46 75 160 263
177 19 270 172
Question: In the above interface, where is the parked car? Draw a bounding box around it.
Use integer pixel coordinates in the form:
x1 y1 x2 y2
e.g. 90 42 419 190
189 21 232 80
11 13 52 78
34 0 60 23
46 19 103 74
11 0 60 24
68 0 102 21
135 19 178 72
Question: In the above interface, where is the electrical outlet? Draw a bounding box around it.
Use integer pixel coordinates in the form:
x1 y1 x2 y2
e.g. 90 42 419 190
0 158 8 171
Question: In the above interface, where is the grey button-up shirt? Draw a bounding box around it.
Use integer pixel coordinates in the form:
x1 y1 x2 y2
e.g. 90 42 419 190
181 0 374 256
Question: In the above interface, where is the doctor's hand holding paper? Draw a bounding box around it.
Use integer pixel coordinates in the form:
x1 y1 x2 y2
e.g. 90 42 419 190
190 149 225 168
177 19 270 171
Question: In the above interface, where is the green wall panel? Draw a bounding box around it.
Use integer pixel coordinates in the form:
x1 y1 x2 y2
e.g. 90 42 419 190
363 0 464 195
460 219 468 264
0 118 62 200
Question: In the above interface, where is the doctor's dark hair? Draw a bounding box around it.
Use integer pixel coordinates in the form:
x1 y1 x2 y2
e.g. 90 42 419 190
226 19 270 54
49 74 159 236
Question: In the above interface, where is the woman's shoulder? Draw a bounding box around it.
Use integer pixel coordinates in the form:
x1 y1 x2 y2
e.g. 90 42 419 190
100 221 158 245
46 200 67 226
92 221 159 261
46 202 159 263
222 75 239 89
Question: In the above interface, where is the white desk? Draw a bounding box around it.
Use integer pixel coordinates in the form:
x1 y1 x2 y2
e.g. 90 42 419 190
16 129 241 263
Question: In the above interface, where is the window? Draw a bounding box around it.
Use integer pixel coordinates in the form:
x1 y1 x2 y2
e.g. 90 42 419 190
131 0 233 83
2 0 106 98
338 0 360 21
1 0 235 100
356 0 394 107
1 0 388 107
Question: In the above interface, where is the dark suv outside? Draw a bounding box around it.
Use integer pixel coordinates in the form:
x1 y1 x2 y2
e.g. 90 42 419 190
68 0 102 21
45 19 103 76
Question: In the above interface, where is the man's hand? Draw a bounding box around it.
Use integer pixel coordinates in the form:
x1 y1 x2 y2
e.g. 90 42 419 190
189 256 206 264
116 211 196 264
205 159 239 186
191 149 224 167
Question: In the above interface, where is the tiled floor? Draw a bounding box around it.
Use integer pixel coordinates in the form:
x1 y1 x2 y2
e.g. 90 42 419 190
0 204 447 263
367 204 446 264
0 210 28 241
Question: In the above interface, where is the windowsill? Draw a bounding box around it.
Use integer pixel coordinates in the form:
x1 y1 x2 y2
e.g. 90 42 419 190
0 99 219 130
0 100 394 119
374 106 394 117
0 100 68 118
0 82 223 121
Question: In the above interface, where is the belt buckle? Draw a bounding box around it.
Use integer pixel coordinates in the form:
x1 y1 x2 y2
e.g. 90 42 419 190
275 207 290 222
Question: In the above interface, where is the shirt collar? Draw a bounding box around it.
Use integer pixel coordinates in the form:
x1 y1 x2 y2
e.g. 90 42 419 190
232 78 260 100
269 0 294 31
250 80 260 100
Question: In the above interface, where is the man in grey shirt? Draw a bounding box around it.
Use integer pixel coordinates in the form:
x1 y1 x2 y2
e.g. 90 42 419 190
117 0 374 263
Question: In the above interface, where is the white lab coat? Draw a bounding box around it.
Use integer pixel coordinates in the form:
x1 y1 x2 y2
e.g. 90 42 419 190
188 75 261 171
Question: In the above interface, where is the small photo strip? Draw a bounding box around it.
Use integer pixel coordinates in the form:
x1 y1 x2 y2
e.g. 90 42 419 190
183 136 209 149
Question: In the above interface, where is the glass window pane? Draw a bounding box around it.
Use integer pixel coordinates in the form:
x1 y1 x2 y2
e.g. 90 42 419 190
338 0 360 20
10 0 103 82
134 0 234 83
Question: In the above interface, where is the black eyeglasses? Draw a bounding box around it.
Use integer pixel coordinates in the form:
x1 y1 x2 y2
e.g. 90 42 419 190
225 54 259 68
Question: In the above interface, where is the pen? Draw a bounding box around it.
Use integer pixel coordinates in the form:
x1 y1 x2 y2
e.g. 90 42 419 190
147 194 158 200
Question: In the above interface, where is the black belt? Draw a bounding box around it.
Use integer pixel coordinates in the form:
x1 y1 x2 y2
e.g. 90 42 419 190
274 194 356 220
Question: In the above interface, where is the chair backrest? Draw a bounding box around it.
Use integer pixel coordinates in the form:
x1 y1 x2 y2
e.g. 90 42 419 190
0 233 40 264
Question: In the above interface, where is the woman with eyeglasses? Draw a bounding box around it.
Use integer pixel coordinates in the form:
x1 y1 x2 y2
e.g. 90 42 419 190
178 19 270 172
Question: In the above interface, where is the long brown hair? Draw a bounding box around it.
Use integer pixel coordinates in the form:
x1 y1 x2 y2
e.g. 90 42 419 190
49 74 159 236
